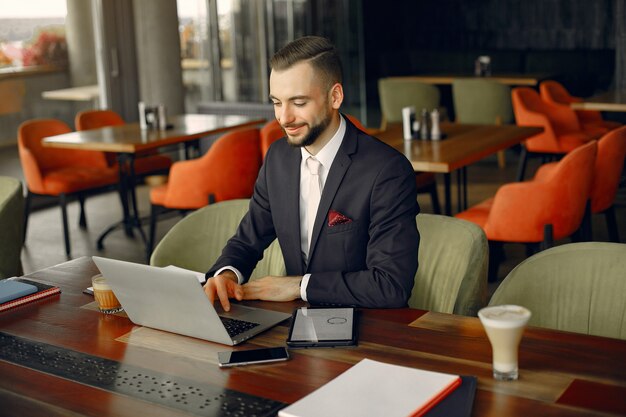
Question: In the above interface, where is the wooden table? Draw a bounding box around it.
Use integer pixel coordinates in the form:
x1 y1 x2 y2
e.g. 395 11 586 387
377 123 542 215
570 90 626 112
394 74 552 87
42 85 100 108
1 257 624 417
42 114 265 250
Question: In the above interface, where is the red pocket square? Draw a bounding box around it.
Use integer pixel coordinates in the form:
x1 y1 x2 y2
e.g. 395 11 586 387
328 210 353 227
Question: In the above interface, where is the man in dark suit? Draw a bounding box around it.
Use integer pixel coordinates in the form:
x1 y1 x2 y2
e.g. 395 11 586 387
204 36 419 309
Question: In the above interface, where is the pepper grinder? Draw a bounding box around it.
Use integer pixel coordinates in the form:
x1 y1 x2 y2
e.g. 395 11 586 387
420 108 429 140
430 108 441 140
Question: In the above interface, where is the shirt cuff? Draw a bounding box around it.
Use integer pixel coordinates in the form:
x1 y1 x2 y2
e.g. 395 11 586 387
300 273 311 301
214 266 244 284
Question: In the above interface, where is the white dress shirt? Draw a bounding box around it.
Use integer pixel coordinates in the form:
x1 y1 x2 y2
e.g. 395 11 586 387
215 115 347 302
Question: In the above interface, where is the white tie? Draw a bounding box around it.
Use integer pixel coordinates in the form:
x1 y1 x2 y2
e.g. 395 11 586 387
306 157 322 250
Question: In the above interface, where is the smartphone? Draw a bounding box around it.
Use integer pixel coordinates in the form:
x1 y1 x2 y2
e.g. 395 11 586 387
217 347 289 367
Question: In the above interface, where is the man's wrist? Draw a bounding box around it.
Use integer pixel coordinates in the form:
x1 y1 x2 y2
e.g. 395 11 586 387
300 274 311 301
214 266 244 284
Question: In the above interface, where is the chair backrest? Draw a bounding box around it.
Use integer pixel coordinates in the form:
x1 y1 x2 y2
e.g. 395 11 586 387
378 78 440 129
75 109 125 130
409 214 488 316
150 199 286 280
539 80 576 104
486 140 596 242
0 176 23 279
161 127 261 208
75 109 125 166
260 119 283 160
344 114 367 132
18 119 109 194
452 79 513 125
540 80 604 125
511 87 582 152
490 242 626 340
591 126 626 213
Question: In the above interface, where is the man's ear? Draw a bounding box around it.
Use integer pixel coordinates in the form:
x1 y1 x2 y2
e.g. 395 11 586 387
329 83 344 110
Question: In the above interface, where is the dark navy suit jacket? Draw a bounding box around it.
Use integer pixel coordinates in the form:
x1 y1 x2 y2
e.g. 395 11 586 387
208 117 420 308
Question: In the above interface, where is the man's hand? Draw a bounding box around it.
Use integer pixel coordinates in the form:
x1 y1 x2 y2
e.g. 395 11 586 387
242 276 302 302
203 270 243 311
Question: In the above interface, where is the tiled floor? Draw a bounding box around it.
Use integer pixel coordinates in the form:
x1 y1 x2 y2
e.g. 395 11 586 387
1 143 624 300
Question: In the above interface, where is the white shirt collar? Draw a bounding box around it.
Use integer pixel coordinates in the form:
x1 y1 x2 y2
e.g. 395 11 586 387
300 114 346 176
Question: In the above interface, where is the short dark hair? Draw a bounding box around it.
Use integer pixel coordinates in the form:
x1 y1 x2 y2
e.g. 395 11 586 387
270 36 343 89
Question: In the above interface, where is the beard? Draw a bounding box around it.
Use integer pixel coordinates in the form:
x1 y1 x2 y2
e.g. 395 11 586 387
283 111 332 148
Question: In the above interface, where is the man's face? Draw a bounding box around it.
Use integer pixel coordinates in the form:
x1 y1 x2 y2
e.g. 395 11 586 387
269 61 340 148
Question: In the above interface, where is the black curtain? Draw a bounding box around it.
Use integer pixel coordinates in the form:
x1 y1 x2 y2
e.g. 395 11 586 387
616 0 626 89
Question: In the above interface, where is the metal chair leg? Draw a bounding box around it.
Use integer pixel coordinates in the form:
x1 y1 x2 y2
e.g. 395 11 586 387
605 206 620 243
540 224 554 251
78 193 87 229
59 193 71 257
487 241 503 282
429 183 441 215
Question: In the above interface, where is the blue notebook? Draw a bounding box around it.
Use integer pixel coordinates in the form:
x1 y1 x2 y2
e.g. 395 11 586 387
0 280 38 304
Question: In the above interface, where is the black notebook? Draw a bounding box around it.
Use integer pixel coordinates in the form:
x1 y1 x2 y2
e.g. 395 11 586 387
427 375 477 417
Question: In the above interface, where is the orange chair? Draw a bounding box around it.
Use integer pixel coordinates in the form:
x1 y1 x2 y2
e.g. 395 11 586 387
512 87 599 181
260 119 283 160
589 127 626 242
147 127 262 257
75 109 172 176
540 80 621 134
18 119 119 256
455 141 597 279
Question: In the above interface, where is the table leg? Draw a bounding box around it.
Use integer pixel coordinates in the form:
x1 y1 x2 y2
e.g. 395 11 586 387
444 173 452 216
456 170 462 213
455 168 469 213
127 157 147 245
462 167 468 210
97 153 147 250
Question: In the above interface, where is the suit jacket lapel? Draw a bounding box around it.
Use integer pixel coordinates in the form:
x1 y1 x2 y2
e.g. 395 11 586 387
307 123 358 267
284 147 305 275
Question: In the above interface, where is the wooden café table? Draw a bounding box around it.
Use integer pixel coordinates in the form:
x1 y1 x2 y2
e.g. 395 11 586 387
0 257 625 416
377 123 542 215
396 73 553 87
570 89 626 113
42 114 265 249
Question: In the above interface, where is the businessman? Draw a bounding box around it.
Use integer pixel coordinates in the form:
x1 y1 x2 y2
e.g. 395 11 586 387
204 36 420 309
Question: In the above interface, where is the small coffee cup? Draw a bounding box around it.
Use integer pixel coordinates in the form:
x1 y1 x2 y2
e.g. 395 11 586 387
92 274 123 314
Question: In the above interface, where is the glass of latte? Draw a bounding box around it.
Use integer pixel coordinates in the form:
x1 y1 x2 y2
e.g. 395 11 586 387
478 305 531 381
92 274 123 314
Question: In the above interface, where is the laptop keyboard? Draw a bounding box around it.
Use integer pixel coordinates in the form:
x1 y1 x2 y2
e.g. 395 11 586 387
220 317 260 337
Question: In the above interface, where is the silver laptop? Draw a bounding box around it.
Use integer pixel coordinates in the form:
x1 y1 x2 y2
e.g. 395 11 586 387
92 256 291 346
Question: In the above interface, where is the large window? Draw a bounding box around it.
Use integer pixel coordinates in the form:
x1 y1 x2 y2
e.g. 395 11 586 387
177 0 363 116
0 0 67 69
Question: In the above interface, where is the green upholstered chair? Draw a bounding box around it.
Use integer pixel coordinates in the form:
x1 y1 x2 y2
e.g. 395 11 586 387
150 199 285 280
408 214 488 316
0 176 24 279
489 242 626 340
377 77 442 214
377 77 440 130
452 78 514 168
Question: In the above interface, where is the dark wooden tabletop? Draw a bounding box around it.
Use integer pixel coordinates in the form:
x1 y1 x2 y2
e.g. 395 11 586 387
570 90 626 113
42 114 266 153
1 257 625 416
377 123 542 173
